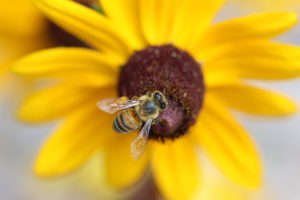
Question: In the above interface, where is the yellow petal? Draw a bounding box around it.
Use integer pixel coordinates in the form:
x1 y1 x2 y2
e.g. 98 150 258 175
203 68 236 89
139 0 179 45
104 133 149 188
195 12 297 51
100 0 146 49
13 47 119 73
12 48 117 87
32 0 129 61
151 138 200 200
201 41 300 80
170 0 225 49
35 102 115 176
18 85 115 122
209 80 298 116
192 95 262 189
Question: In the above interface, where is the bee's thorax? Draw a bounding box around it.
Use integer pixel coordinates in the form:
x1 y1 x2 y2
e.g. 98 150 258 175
134 95 161 122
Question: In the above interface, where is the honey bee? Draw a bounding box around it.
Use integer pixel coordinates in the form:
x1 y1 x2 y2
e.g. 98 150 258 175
97 91 168 160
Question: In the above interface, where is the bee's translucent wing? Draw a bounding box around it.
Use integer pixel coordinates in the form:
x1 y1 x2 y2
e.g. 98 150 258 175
97 98 141 114
130 119 152 160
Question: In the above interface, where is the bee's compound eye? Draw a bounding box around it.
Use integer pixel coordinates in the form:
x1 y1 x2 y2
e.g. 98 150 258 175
142 101 157 114
154 92 161 101
160 102 167 109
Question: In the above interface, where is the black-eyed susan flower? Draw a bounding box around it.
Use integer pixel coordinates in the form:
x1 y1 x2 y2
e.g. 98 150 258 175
12 0 300 199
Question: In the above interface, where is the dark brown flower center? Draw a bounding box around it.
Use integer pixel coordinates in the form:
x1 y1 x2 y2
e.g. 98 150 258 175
118 45 205 141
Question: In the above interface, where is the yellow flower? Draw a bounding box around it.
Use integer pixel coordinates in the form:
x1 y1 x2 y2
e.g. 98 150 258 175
0 0 49 75
12 0 300 199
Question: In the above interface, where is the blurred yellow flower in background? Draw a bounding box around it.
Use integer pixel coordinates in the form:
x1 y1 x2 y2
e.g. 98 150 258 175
0 0 50 94
12 0 300 199
0 0 49 74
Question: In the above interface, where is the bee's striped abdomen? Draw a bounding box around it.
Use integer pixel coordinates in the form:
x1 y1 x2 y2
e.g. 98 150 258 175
113 109 141 133
113 114 134 133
